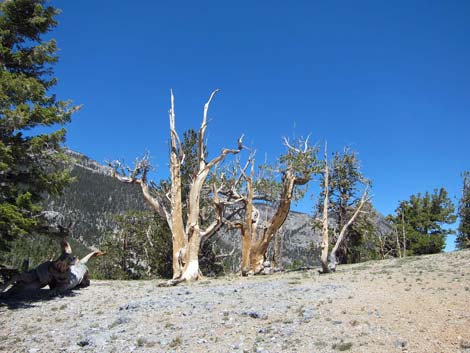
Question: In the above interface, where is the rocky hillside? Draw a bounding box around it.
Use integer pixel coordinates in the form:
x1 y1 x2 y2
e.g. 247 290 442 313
43 151 146 247
1 250 469 352
44 151 390 268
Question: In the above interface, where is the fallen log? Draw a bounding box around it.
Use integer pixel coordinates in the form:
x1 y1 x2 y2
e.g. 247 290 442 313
0 230 104 296
49 250 104 291
0 266 20 282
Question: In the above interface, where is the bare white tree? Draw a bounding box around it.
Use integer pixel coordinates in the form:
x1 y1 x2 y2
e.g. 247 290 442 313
111 90 242 284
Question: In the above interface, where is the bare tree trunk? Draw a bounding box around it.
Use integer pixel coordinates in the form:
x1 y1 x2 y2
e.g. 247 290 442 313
320 142 330 273
122 230 128 275
241 226 252 276
248 171 302 274
379 236 386 260
328 186 369 271
168 92 186 278
272 226 284 269
394 224 401 258
240 161 255 276
271 232 278 268
178 227 202 281
248 244 265 274
401 212 406 257
222 165 296 275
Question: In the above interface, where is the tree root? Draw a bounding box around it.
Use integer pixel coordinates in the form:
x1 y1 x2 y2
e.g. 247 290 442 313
158 278 186 287
158 269 205 287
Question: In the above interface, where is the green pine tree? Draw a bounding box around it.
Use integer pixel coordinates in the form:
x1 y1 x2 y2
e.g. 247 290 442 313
457 171 470 249
0 0 76 256
394 188 456 255
96 211 173 280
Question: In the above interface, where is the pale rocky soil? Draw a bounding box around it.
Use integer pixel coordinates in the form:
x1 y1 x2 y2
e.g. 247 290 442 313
1 250 469 353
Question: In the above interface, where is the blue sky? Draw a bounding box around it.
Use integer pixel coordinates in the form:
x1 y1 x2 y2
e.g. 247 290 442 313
49 1 469 250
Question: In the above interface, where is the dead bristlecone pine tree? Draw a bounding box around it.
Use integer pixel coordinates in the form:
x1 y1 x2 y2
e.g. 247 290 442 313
111 90 243 285
219 137 318 275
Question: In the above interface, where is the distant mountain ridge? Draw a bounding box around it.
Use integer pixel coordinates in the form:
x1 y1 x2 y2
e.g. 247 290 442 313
65 150 114 175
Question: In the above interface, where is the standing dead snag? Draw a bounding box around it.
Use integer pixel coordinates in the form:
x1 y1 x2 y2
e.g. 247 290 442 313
320 142 330 273
327 185 369 271
221 138 318 275
317 146 370 273
111 90 242 283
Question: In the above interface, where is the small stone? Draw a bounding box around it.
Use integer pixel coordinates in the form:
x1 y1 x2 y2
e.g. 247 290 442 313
394 339 407 348
460 340 470 349
77 339 90 347
159 338 168 346
117 316 131 325
281 328 294 337
244 311 268 320
119 302 139 311
302 308 315 322
262 267 273 275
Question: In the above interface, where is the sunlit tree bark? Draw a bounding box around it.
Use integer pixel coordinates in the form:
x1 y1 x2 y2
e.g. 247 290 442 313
111 91 242 283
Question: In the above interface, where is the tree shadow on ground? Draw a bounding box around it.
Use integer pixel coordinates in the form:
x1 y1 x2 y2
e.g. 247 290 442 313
0 288 80 310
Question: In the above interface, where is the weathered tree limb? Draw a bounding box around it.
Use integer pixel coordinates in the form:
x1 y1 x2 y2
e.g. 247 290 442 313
109 159 171 226
249 170 298 274
328 185 369 271
320 141 330 273
168 90 186 278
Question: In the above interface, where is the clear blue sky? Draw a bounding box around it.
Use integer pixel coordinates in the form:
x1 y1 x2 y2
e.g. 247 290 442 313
50 1 469 250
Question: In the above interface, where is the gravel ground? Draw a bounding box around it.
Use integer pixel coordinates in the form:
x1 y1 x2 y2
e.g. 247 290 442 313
1 250 469 353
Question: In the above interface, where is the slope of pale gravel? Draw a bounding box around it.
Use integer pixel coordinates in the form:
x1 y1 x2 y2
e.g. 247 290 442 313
1 250 469 353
